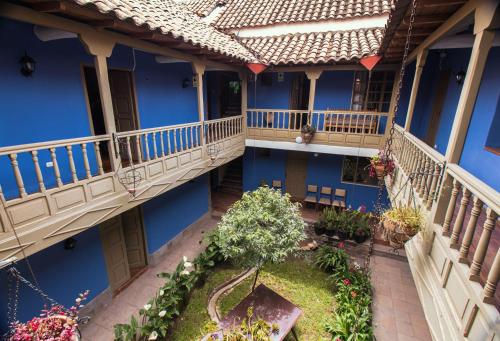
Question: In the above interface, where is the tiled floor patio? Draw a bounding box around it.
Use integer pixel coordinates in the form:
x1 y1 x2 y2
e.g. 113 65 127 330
81 191 431 340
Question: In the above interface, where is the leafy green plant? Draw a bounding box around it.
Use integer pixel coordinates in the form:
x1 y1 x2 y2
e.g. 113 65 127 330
214 186 306 290
314 245 349 274
382 206 423 234
113 238 223 340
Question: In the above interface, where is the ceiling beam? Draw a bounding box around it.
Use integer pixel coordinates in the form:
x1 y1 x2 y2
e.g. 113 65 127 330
418 0 466 7
87 19 117 29
403 14 449 26
31 1 66 13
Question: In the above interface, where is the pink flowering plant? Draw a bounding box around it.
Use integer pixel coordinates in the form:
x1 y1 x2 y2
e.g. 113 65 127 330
9 290 89 341
369 149 395 179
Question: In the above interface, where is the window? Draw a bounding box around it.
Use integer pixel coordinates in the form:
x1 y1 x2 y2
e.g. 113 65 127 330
342 156 378 186
351 71 395 112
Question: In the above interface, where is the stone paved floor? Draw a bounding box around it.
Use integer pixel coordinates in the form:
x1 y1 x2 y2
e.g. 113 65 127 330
79 215 220 340
371 255 432 341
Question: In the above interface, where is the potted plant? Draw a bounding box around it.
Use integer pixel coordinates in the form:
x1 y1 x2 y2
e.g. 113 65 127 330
353 226 370 244
351 211 370 243
9 291 89 341
301 124 316 144
381 206 423 248
369 150 395 180
320 208 337 237
313 221 325 236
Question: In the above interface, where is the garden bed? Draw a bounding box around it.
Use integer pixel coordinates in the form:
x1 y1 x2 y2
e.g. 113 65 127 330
170 254 335 340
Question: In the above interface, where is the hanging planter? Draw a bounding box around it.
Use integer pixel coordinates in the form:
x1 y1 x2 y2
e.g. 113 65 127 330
301 125 316 144
369 150 395 180
381 207 423 249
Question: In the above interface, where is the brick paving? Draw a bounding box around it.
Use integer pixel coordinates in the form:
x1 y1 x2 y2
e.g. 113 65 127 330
371 255 432 341
79 216 220 340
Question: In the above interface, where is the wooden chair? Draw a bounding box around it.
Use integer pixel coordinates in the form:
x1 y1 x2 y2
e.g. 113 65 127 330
304 185 318 208
272 180 282 190
318 186 332 207
332 189 347 210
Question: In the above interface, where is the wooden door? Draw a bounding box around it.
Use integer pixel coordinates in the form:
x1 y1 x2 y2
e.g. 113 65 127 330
122 207 147 272
108 70 138 133
285 151 308 200
425 70 451 147
100 216 131 291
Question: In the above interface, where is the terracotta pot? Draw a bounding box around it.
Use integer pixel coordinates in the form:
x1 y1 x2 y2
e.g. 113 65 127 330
382 218 418 249
302 132 313 144
372 163 385 180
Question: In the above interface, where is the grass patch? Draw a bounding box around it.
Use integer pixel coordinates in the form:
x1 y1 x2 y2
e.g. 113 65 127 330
170 265 242 341
219 255 334 340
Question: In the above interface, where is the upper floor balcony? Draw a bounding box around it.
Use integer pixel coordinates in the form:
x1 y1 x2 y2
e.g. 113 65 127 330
0 116 245 263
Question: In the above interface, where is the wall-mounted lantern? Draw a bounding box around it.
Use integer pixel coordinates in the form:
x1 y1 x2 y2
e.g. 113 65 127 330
19 52 36 77
64 237 77 250
182 78 190 88
455 70 466 85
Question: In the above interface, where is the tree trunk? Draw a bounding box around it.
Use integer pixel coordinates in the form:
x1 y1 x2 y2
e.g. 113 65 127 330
251 268 260 291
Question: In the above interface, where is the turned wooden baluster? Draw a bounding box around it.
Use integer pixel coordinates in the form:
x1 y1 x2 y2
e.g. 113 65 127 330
126 137 133 166
166 131 171 155
144 134 150 161
470 208 498 282
483 249 500 304
31 151 46 191
159 131 165 157
184 127 189 149
417 156 427 195
152 132 158 159
81 144 91 179
423 159 433 200
190 126 194 147
9 153 27 197
66 145 78 183
135 136 142 163
94 141 104 175
426 163 441 209
450 187 471 248
173 130 178 153
442 179 461 235
49 148 63 188
458 196 483 263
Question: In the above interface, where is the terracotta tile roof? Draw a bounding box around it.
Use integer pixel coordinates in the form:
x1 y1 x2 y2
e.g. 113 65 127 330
70 0 257 62
185 0 393 30
240 28 384 65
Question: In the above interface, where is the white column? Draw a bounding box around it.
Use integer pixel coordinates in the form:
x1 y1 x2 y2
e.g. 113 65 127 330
404 49 428 131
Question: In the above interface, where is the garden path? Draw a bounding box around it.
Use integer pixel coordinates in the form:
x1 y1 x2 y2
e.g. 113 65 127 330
79 215 220 340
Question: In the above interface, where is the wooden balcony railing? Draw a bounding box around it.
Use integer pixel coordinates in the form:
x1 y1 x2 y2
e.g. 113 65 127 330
246 109 389 148
389 123 500 324
0 116 245 261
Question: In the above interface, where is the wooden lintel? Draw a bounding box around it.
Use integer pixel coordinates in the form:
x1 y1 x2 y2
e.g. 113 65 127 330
394 28 434 38
87 19 116 28
403 15 449 26
418 0 466 7
31 1 66 13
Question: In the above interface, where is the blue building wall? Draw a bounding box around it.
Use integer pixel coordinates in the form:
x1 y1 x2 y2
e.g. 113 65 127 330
460 46 500 191
142 174 209 253
248 72 293 108
0 19 198 199
314 71 354 109
242 148 388 211
0 228 108 333
396 61 416 127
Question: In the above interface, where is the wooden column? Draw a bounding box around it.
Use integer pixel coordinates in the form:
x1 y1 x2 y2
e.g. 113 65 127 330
305 70 322 116
79 33 118 170
404 49 428 131
239 72 248 134
384 70 402 139
192 62 206 148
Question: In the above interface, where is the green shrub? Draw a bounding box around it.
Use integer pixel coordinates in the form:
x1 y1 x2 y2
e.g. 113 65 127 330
314 245 349 274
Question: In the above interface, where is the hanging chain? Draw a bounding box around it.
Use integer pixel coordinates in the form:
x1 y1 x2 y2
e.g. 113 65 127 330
364 0 418 270
7 269 20 326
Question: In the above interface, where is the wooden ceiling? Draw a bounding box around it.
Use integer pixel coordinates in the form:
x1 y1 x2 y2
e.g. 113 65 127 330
380 0 468 63
16 0 245 65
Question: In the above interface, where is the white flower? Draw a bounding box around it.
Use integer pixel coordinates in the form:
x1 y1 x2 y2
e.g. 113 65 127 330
75 298 82 303
181 269 190 276
159 310 166 317
148 331 158 340
159 290 164 296
183 256 188 262
144 304 152 311
184 261 193 268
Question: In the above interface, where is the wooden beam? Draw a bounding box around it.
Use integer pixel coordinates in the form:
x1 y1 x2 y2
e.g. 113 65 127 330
418 0 466 7
31 1 66 13
405 49 428 131
403 14 449 26
394 28 434 38
87 19 117 29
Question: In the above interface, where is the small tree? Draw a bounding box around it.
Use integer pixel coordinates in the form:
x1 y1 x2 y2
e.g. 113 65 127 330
214 186 306 290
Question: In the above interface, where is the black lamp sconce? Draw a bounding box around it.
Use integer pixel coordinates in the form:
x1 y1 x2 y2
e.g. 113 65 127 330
19 51 36 77
455 70 466 85
182 78 190 88
64 237 77 250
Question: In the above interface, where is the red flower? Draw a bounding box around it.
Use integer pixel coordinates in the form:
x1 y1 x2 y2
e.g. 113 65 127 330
343 279 351 286
351 291 357 298
338 242 345 249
